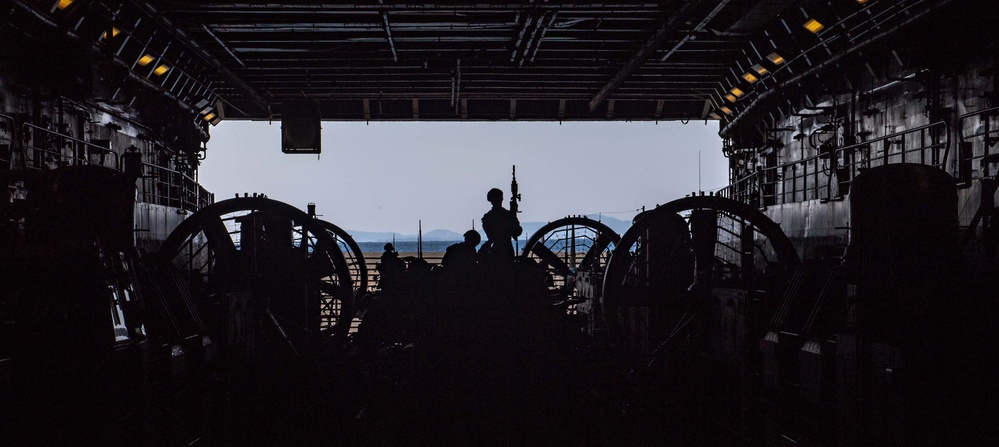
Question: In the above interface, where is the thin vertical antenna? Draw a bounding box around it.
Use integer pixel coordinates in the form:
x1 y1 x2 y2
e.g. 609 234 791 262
418 220 423 259
698 149 702 192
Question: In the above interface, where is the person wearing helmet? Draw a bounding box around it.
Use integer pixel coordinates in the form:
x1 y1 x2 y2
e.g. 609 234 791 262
480 188 522 261
378 242 405 288
442 229 481 272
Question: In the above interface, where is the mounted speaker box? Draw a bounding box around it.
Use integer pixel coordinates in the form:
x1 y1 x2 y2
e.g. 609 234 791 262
281 101 321 154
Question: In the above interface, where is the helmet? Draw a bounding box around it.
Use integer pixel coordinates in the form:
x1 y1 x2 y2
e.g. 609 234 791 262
487 188 503 203
463 229 481 245
384 243 394 251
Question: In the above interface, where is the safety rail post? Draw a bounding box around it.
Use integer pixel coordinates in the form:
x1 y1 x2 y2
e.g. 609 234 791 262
920 127 926 165
812 157 819 201
0 113 14 170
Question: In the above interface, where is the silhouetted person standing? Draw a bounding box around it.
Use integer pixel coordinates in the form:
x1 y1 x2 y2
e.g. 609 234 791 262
378 243 405 288
481 188 522 261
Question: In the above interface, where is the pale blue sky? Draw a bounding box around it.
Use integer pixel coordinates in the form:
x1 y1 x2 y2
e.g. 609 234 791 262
198 121 727 234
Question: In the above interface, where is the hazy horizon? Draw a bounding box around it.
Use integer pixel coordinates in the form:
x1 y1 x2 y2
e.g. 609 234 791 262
198 120 727 236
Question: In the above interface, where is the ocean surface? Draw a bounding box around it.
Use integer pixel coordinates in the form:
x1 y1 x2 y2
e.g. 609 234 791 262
358 240 463 253
357 239 530 253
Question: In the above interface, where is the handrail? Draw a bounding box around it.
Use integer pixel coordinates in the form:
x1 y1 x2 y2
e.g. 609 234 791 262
958 105 999 126
20 122 119 171
957 105 999 179
138 162 214 211
726 121 949 207
6 116 216 212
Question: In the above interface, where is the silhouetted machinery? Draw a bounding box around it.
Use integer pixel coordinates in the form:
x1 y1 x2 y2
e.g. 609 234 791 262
0 171 369 443
521 216 619 327
156 196 359 359
0 166 215 443
2 162 995 445
581 165 994 445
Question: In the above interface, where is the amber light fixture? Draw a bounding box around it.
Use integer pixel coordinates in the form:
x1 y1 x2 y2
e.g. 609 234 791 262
804 18 825 34
101 28 121 39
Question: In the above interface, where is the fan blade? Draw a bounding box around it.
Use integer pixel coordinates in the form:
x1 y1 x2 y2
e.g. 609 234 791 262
579 231 614 271
532 242 573 277
689 209 718 284
201 215 237 257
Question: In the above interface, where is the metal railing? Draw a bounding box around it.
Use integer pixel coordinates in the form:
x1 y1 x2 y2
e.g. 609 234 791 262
721 122 948 207
957 105 999 181
19 122 119 171
0 114 14 169
138 162 214 211
0 114 214 213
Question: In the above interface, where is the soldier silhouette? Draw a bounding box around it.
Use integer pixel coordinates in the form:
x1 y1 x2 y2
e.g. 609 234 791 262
441 229 481 272
480 188 522 261
378 243 405 288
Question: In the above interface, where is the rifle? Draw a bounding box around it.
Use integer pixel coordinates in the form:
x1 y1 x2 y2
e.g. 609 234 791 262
510 165 521 214
511 165 522 253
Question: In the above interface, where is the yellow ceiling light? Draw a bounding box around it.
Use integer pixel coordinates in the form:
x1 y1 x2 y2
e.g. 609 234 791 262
725 94 738 103
730 87 744 97
57 0 74 10
137 54 155 66
720 106 733 115
202 112 216 122
856 0 870 3
153 64 170 76
708 112 721 120
101 28 121 39
742 72 759 83
767 52 786 65
804 18 825 34
752 64 769 75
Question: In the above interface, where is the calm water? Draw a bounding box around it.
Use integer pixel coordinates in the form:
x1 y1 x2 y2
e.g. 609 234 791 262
358 240 463 253
358 239 531 253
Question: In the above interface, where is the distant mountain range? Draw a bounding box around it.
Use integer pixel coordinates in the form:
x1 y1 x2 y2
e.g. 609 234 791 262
346 214 634 242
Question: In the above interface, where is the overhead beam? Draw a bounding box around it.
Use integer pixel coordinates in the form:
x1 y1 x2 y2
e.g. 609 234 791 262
587 0 713 112
126 0 270 114
382 12 399 62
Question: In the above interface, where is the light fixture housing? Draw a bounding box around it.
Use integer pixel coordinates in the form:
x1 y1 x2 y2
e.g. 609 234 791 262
720 106 733 115
725 94 738 103
767 52 786 65
730 87 745 97
54 0 73 11
751 64 769 75
804 18 824 34
137 54 155 66
101 28 121 39
742 72 759 83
